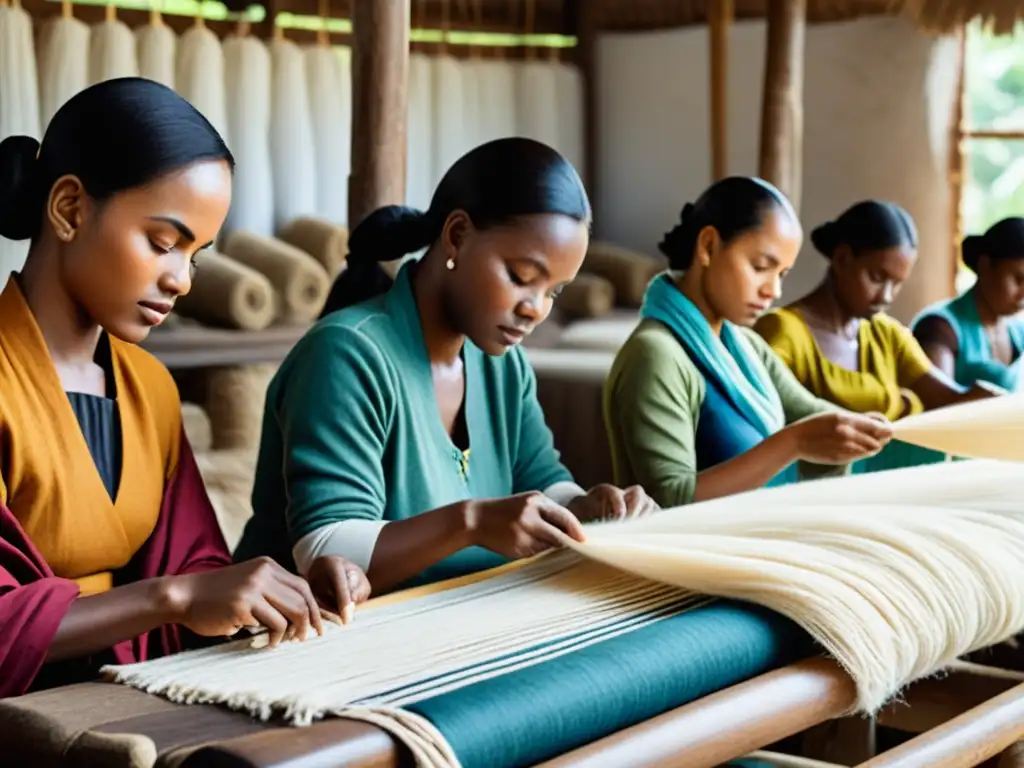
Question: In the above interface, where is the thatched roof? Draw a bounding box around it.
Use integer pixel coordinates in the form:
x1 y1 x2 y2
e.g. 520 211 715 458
241 0 1018 36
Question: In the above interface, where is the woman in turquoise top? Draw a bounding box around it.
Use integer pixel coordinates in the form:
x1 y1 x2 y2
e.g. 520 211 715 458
234 138 656 597
913 218 1024 392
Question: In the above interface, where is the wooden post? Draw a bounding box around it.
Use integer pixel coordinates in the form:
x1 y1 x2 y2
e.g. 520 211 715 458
709 0 733 182
348 0 410 228
570 0 599 205
758 0 806 210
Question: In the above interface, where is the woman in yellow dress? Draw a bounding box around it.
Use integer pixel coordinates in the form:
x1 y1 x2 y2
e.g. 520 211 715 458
755 200 999 472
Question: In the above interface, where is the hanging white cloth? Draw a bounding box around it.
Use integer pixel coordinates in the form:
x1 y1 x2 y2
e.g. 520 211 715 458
175 22 229 141
135 18 176 90
431 55 467 185
305 44 350 226
554 61 585 174
36 14 90 128
406 52 435 211
458 58 482 153
0 1 41 280
514 59 560 149
475 58 518 144
269 37 318 232
222 33 274 238
88 17 138 84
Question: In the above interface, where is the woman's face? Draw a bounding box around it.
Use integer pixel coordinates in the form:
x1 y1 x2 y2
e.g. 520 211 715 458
441 212 589 355
831 245 917 319
702 207 803 326
977 255 1024 317
53 159 233 344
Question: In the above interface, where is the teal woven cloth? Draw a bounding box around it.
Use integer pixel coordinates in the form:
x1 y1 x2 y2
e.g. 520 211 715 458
403 601 813 768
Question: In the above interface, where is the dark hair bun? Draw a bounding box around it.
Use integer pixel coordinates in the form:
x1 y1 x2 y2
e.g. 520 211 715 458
658 203 696 269
348 205 438 265
0 135 41 241
961 234 984 273
810 221 838 258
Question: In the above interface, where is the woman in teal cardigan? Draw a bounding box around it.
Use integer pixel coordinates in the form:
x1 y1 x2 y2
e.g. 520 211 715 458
234 138 656 597
604 177 895 509
913 218 1024 393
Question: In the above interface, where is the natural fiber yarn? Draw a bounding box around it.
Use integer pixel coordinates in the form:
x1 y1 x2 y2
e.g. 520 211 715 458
103 456 1024 739
0 1 40 280
432 55 468 182
475 58 518 145
554 62 584 175
269 38 318 232
890 392 1024 461
305 45 350 226
175 23 228 142
173 249 276 331
222 230 330 323
277 217 348 277
406 52 435 211
222 33 274 239
181 402 213 453
514 59 559 149
201 364 276 452
88 18 138 84
135 20 176 89
35 15 90 127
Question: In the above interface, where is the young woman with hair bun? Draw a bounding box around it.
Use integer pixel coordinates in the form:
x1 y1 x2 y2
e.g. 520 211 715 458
913 217 1024 393
603 178 893 509
755 200 1001 472
235 138 657 596
0 78 367 698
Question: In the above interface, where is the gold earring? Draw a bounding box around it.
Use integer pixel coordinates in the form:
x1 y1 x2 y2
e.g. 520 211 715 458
446 257 455 271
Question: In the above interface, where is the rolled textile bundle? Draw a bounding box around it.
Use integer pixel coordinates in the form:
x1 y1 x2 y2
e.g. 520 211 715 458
174 250 276 331
180 402 213 453
193 448 257 553
223 230 330 323
556 273 615 320
583 242 666 308
277 216 348 277
202 364 276 452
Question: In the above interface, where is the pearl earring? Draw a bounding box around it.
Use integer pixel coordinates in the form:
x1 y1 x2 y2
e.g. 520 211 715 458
446 258 456 271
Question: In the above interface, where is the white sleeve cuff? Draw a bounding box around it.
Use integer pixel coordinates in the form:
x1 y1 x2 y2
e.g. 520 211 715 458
544 481 587 508
291 519 389 577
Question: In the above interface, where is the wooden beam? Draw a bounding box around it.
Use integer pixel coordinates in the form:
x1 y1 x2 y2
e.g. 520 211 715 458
570 0 599 205
708 0 734 181
758 0 806 210
348 0 409 228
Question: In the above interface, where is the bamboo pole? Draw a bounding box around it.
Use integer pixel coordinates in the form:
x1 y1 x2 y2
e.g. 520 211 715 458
758 0 806 210
708 0 733 181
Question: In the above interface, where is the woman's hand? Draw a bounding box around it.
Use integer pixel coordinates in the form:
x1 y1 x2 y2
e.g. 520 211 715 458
466 492 586 559
567 484 659 523
782 411 894 465
164 557 322 648
307 555 372 625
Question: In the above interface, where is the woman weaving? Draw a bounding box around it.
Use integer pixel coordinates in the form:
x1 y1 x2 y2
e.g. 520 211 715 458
755 201 1001 473
234 138 656 594
603 177 894 508
912 217 1024 393
0 79 368 699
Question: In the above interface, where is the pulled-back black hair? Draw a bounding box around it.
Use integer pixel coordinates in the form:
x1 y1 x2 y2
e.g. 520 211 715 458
810 200 917 259
961 217 1024 273
658 176 795 271
0 77 234 242
320 137 590 317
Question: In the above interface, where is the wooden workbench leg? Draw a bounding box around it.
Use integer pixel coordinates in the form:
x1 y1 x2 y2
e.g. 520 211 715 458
801 715 876 763
998 741 1024 768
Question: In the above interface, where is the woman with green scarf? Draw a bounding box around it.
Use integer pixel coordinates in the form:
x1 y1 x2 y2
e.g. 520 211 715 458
603 177 894 508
